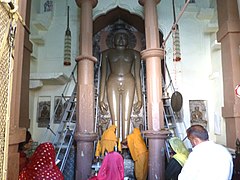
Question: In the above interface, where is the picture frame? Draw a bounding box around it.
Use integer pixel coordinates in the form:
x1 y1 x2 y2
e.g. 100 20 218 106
37 96 51 128
54 96 64 124
189 100 208 128
54 96 75 124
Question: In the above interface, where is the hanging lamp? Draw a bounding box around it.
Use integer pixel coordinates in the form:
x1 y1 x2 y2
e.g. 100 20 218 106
172 0 181 62
64 5 71 66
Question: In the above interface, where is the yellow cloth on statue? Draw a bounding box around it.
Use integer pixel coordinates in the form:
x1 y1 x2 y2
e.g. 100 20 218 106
95 140 101 157
169 137 189 167
135 151 148 180
98 125 118 156
101 125 117 141
127 128 148 161
118 138 122 152
127 128 148 180
101 140 116 155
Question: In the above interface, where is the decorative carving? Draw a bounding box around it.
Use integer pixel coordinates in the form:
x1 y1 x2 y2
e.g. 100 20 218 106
97 116 110 138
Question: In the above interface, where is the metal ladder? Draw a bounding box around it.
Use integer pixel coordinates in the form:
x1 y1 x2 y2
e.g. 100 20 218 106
163 96 179 161
162 62 184 161
163 97 179 137
41 64 77 176
54 85 77 171
40 64 78 174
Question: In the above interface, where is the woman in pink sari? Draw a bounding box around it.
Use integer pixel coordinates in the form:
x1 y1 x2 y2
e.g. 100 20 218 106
90 151 124 180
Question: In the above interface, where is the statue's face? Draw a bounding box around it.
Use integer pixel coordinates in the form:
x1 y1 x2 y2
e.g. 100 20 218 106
114 32 128 47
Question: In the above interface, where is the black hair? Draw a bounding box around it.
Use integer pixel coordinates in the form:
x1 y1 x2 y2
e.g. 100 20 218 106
18 130 32 152
25 131 32 143
186 124 209 141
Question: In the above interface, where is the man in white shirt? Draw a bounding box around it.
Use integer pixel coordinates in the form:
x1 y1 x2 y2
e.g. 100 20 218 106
178 124 233 180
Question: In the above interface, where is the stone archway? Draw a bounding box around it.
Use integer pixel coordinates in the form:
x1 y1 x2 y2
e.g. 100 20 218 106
93 8 147 138
92 6 168 180
75 1 167 178
92 8 148 179
93 7 145 35
93 7 164 49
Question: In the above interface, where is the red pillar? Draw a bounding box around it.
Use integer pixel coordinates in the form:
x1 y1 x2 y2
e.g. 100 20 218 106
139 0 170 179
75 0 98 179
216 0 240 148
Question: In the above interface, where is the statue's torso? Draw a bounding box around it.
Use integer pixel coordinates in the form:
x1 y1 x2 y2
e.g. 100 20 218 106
106 48 138 77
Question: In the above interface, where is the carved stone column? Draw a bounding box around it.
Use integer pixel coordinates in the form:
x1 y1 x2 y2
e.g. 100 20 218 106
139 0 170 179
145 130 169 180
216 0 240 148
141 48 165 130
75 0 98 179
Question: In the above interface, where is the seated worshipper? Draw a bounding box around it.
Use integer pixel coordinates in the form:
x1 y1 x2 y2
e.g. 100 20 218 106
178 124 233 180
89 151 124 180
126 128 148 180
95 125 121 157
18 130 33 172
165 137 189 180
19 142 64 180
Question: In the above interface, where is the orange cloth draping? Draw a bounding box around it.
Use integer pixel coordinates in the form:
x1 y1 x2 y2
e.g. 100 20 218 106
127 128 148 180
95 125 120 157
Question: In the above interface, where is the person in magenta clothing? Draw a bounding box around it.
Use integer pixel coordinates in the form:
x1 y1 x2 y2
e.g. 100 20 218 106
89 151 124 180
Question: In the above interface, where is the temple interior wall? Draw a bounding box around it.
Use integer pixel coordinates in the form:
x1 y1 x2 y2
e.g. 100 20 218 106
29 0 227 146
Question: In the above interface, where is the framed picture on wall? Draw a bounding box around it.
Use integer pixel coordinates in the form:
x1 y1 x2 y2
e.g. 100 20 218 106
189 100 208 128
54 96 75 124
37 96 51 128
54 96 64 124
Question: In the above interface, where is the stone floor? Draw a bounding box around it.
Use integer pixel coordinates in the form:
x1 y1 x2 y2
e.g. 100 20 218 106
61 147 136 180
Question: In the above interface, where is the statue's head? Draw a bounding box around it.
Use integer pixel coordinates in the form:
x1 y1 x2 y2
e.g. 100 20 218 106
105 21 137 49
195 106 199 110
113 31 129 47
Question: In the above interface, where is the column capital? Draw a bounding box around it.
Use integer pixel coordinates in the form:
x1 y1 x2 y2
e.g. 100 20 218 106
217 20 240 41
138 0 160 6
75 55 97 63
75 0 98 8
143 129 170 139
222 103 240 118
74 132 98 142
141 48 164 60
